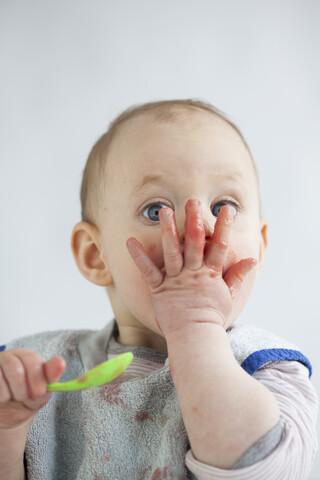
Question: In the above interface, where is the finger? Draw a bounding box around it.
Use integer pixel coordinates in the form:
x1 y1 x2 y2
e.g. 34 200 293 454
224 258 257 298
126 238 164 289
205 205 234 272
44 356 66 383
0 366 11 402
0 353 28 402
15 350 49 400
184 199 205 270
23 356 66 408
159 208 183 277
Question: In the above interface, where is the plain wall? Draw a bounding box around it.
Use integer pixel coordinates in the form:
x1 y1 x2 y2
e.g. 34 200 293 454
1 0 319 477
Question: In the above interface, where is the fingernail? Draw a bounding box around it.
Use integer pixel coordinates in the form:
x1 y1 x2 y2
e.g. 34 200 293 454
249 259 258 269
126 238 140 249
186 199 201 208
160 207 172 216
224 207 234 224
159 208 174 224
229 286 236 299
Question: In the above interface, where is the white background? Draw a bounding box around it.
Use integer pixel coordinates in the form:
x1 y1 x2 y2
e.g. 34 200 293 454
1 0 319 477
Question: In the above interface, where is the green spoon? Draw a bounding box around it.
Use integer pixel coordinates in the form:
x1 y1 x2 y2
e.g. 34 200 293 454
47 352 134 392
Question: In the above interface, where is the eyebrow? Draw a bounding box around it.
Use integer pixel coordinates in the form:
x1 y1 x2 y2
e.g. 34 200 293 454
132 174 170 195
133 171 246 195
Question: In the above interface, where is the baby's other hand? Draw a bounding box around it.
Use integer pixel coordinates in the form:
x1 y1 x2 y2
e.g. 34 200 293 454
0 349 66 430
127 199 257 337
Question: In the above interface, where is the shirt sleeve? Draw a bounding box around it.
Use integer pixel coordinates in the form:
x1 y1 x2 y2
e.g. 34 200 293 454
185 360 318 480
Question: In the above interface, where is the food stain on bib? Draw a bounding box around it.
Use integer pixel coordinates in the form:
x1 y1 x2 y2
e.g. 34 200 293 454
99 383 125 406
135 411 150 422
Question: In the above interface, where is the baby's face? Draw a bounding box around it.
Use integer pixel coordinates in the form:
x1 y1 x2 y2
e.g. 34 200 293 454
98 110 266 350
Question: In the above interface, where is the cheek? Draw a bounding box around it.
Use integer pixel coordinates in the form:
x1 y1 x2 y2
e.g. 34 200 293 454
226 256 258 327
145 242 157 255
117 253 152 310
226 231 261 267
115 237 163 298
143 239 164 269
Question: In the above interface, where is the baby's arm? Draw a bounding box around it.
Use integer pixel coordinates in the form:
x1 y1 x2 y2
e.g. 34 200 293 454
165 325 280 469
0 348 65 479
127 200 280 469
185 360 317 479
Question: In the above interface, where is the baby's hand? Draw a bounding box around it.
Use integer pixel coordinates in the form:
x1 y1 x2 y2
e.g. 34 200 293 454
0 349 66 430
126 199 257 337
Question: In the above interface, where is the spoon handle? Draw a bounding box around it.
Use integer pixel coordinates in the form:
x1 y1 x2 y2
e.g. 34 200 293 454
47 352 134 392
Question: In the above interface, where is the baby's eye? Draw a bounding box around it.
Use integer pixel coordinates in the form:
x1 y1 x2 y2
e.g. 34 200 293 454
142 203 168 222
211 201 237 218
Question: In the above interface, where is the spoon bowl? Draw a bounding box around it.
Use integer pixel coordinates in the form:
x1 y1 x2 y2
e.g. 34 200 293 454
47 352 134 392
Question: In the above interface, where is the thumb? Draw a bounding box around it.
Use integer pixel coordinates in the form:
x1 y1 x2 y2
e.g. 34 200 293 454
224 258 257 299
44 356 66 383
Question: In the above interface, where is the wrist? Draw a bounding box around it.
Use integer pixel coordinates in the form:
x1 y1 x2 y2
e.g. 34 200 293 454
165 321 227 348
160 311 226 339
0 421 29 450
0 425 28 480
165 322 237 380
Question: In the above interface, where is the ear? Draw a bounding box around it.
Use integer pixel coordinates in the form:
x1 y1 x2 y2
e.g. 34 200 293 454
71 222 113 286
258 218 268 272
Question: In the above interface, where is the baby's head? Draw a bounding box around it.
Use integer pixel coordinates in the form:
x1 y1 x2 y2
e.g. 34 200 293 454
72 100 267 351
80 100 261 226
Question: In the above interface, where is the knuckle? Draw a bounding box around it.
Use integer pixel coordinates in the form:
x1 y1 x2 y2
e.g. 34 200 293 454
20 349 42 363
0 377 10 404
214 239 228 251
1 355 27 394
208 266 220 278
234 270 245 282
2 354 22 373
12 373 27 397
0 351 9 364
0 392 10 403
165 251 183 270
143 266 161 288
142 263 155 277
165 249 179 260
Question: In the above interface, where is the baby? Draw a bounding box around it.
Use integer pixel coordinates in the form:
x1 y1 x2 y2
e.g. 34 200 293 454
0 100 318 479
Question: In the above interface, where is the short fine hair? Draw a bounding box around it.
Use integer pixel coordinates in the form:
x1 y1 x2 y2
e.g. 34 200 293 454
80 99 260 225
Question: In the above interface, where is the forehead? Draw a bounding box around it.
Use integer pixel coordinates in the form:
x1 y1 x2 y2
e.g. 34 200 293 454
105 108 255 188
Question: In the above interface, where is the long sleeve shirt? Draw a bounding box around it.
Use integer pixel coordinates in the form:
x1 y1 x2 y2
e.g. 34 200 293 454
111 351 317 479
